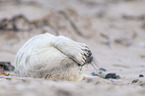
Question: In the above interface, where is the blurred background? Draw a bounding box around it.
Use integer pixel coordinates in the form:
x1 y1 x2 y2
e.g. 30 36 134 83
0 0 145 95
0 0 145 71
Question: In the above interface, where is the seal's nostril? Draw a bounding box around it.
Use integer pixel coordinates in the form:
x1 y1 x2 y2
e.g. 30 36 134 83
85 56 93 64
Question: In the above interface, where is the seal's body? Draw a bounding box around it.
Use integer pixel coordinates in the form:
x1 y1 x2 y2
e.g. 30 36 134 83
15 33 93 81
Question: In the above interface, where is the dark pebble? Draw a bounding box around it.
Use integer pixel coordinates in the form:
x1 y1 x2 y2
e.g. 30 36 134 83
91 72 103 76
105 73 120 79
0 62 15 71
99 67 107 72
132 79 139 83
139 74 144 77
91 72 98 76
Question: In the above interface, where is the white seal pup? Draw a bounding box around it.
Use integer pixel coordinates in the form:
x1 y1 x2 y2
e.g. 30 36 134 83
15 33 97 81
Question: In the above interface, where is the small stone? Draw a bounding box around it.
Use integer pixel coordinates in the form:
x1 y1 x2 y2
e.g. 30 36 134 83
91 72 106 78
91 71 103 76
98 71 102 74
105 73 120 79
99 67 107 72
139 74 144 77
0 62 15 71
91 72 98 76
132 79 139 83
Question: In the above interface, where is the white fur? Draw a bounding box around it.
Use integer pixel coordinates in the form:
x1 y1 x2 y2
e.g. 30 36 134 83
15 33 91 81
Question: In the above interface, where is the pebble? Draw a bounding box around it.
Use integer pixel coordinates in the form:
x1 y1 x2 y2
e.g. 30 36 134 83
0 62 15 71
139 74 144 77
99 67 107 72
105 73 120 79
91 72 106 78
91 72 103 76
91 72 99 76
132 79 139 83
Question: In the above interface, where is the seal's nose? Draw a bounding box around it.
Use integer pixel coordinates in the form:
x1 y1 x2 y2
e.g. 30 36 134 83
85 50 93 64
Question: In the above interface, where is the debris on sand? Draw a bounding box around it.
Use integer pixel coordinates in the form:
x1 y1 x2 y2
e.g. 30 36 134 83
91 71 106 79
0 14 34 31
0 67 4 74
0 61 15 71
114 38 132 47
91 71 121 79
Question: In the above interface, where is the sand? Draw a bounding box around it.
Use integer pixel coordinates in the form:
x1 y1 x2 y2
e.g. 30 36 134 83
0 0 145 96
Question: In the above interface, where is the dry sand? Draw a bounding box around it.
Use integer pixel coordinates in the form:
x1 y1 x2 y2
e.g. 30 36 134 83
0 0 145 96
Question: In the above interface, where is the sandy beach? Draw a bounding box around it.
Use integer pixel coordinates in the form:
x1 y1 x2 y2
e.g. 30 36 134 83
0 0 145 96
